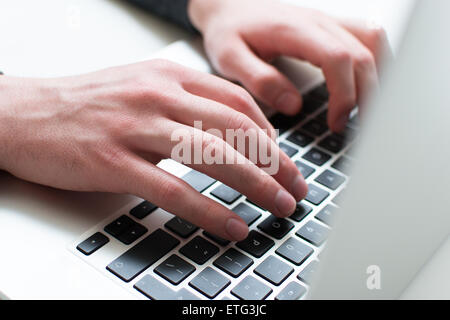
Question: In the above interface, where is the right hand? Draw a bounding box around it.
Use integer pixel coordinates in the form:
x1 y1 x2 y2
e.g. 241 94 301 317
0 59 308 241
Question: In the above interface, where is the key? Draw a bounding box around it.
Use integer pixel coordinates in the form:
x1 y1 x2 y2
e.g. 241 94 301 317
279 142 298 158
106 229 180 282
213 248 254 278
305 184 330 206
189 267 231 299
236 231 275 258
287 131 314 148
117 222 148 245
135 275 200 300
104 215 135 238
276 237 313 266
298 260 320 285
275 282 307 300
203 231 231 246
309 83 329 102
165 216 198 238
254 255 294 286
296 221 330 247
302 120 328 136
315 204 338 226
318 135 346 154
179 236 219 265
154 254 196 285
332 189 347 206
332 156 354 175
76 232 109 256
270 113 305 135
182 170 216 192
315 170 346 191
130 201 157 220
302 148 332 166
295 161 315 179
210 184 242 205
336 126 357 142
231 276 272 300
289 202 313 222
301 95 324 114
257 216 294 240
232 203 262 226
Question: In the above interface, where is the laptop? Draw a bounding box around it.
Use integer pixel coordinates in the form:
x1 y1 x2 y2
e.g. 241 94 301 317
0 0 449 300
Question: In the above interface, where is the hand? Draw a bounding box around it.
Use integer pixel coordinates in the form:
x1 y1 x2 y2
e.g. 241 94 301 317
189 0 392 132
0 60 308 241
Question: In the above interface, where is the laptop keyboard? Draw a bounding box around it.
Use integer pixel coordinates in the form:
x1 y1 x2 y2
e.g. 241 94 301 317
74 82 358 300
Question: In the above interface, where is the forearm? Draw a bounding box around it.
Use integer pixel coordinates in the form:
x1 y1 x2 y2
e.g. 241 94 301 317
126 0 198 33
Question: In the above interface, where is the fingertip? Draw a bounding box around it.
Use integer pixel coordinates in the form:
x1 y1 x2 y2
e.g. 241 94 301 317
275 91 303 115
225 217 249 241
292 175 308 202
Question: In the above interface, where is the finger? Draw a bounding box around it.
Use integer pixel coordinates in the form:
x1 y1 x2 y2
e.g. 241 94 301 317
271 26 358 132
167 94 308 201
181 72 277 140
116 154 249 241
211 37 303 115
338 18 394 70
130 120 299 217
323 24 379 116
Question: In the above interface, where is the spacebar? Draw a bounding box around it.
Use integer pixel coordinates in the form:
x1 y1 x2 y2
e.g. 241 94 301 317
106 229 180 282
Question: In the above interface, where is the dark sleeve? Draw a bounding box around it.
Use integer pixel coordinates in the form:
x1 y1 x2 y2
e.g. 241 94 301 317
126 0 198 33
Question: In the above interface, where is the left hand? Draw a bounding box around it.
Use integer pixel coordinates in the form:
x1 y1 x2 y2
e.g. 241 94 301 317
188 0 392 132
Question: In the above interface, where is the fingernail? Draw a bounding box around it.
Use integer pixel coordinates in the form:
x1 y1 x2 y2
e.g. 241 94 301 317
275 189 297 217
226 218 249 241
276 92 301 114
292 175 308 201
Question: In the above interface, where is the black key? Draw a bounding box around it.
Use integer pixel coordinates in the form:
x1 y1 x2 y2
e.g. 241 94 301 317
189 267 231 299
302 120 328 136
279 142 298 158
347 113 360 128
315 170 346 191
107 229 180 282
316 110 328 124
336 126 357 142
130 201 157 220
210 184 242 204
182 170 216 192
302 148 332 166
203 231 231 246
135 275 200 300
275 282 307 300
257 216 294 240
117 222 148 245
316 204 338 226
270 113 305 135
179 236 219 265
309 83 329 102
254 255 294 286
76 232 109 256
305 184 330 206
213 248 254 278
318 135 346 154
287 131 314 148
104 215 135 238
295 161 315 179
290 202 313 222
154 254 195 285
236 231 274 258
296 221 330 247
232 203 262 226
332 156 354 175
276 237 313 266
165 216 198 238
301 95 324 114
231 276 272 300
298 260 320 285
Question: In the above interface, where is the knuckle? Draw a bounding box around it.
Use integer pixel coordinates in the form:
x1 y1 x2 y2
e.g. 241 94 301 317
233 86 256 110
200 134 224 155
226 112 253 132
368 26 387 45
327 47 352 64
250 69 279 93
158 180 184 202
354 51 376 72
